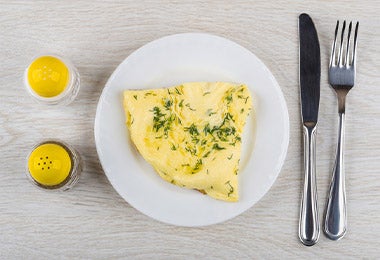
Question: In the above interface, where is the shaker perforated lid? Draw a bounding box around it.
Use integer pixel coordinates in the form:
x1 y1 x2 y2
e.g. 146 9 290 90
27 56 69 98
27 142 72 186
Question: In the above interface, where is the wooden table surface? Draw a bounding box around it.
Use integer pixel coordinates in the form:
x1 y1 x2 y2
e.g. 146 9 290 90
1 1 379 258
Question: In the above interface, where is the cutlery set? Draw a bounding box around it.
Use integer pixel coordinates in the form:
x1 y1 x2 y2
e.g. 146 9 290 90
298 13 359 246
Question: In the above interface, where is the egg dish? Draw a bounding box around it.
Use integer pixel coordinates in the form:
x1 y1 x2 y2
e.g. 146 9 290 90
123 82 252 202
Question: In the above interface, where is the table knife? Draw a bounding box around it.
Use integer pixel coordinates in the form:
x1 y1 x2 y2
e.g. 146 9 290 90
298 13 321 246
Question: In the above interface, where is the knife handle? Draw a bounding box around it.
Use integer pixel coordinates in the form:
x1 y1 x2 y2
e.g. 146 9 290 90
299 124 320 246
324 112 347 240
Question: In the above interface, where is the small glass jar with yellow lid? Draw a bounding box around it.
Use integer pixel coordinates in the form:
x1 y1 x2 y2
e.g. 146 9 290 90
26 140 82 191
24 54 80 105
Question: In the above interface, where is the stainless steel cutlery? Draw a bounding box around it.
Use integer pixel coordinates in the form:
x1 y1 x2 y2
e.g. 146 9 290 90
298 13 321 246
298 14 359 245
324 20 359 241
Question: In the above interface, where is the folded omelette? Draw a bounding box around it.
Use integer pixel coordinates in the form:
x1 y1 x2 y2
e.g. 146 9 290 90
123 82 252 202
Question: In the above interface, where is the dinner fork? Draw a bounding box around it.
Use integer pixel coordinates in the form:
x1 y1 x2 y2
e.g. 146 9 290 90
324 20 359 240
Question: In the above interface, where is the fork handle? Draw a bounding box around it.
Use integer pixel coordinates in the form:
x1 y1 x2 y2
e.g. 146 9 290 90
324 112 347 240
299 124 320 246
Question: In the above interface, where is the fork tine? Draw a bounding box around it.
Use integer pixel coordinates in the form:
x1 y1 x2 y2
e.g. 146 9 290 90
352 22 359 66
330 20 339 67
345 22 352 67
338 21 346 66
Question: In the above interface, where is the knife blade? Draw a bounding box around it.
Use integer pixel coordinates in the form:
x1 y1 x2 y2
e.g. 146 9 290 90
300 13 321 124
298 13 321 246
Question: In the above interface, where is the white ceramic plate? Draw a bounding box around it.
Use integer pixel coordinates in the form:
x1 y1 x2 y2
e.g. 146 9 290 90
94 33 289 227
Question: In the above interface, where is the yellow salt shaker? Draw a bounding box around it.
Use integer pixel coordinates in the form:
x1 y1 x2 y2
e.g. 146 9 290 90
24 54 80 105
26 140 82 190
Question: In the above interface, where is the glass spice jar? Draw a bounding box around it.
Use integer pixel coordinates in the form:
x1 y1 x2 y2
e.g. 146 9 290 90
26 140 82 191
24 54 80 105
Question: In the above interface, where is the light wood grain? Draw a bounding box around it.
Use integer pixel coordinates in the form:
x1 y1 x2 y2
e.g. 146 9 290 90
1 0 380 258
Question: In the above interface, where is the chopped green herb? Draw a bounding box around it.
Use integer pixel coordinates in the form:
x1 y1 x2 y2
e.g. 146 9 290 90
133 95 137 100
203 151 211 158
206 109 217 116
145 92 156 96
179 99 184 107
185 103 196 111
151 106 163 117
212 143 225 150
193 159 203 171
226 94 233 104
150 106 172 138
203 91 211 96
174 87 182 95
163 98 173 110
225 181 234 197
203 123 212 136
225 112 235 122
227 154 233 160
184 123 199 136
185 146 197 156
229 135 242 146
191 136 200 144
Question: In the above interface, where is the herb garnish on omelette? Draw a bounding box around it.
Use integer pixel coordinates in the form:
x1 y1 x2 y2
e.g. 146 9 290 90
123 82 252 202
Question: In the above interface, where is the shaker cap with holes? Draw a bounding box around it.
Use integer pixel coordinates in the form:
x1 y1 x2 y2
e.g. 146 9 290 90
26 140 82 190
24 54 80 105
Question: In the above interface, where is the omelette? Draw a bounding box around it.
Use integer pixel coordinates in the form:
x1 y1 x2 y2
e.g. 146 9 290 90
123 82 252 202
